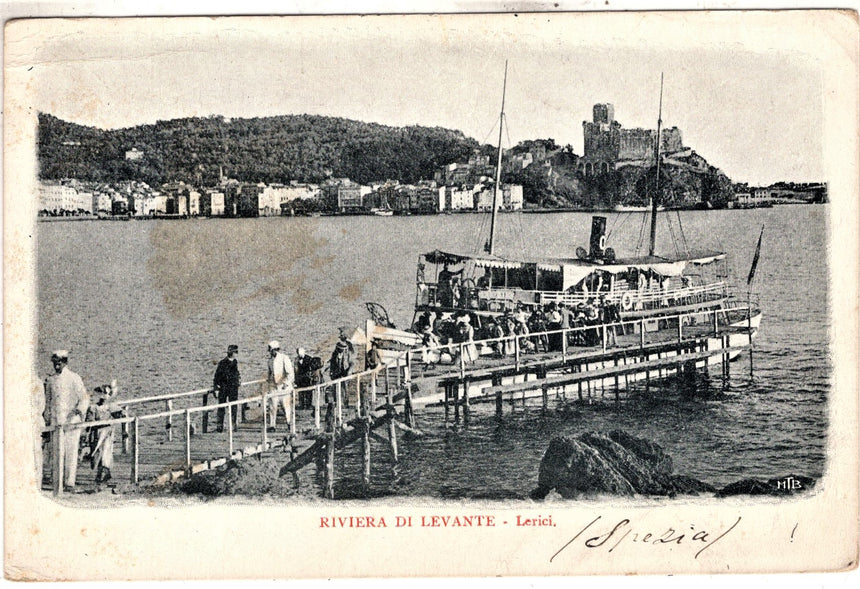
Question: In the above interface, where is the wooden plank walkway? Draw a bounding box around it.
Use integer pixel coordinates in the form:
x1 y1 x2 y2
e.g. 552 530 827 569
42 306 755 495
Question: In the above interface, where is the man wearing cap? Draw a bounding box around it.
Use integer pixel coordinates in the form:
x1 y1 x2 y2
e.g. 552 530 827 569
213 344 241 433
43 350 89 491
266 341 295 431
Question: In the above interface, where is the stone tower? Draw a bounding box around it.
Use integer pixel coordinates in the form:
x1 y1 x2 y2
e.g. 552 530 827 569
592 103 615 125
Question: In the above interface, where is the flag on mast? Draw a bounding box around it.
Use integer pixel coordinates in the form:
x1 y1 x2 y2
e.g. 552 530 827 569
747 225 765 285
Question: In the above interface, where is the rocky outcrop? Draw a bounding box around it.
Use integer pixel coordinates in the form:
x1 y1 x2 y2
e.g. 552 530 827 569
531 431 714 499
532 432 816 500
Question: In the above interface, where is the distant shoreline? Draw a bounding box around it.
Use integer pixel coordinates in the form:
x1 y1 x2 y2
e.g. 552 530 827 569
37 201 824 222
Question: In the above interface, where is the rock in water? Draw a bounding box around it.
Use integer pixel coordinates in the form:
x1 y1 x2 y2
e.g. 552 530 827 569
608 430 673 474
532 431 713 499
533 436 636 499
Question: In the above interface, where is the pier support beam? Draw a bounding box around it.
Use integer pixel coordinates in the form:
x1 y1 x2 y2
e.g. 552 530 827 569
463 378 471 426
132 417 139 484
121 405 130 454
324 402 336 499
386 379 398 462
166 399 173 441
261 390 268 454
361 393 371 486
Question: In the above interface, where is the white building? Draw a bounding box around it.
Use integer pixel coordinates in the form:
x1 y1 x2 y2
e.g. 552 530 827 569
189 191 200 216
210 192 226 216
442 186 475 211
471 183 523 211
39 183 92 214
125 148 144 161
92 193 112 213
136 194 168 216
134 196 154 216
474 187 494 211
502 184 524 210
258 184 283 216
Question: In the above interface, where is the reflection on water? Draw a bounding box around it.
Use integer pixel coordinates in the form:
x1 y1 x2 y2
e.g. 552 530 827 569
37 205 829 497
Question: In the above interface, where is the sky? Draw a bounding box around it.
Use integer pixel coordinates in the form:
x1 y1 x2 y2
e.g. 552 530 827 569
6 11 838 185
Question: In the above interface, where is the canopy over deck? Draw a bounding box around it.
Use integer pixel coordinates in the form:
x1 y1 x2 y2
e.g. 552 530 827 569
422 249 726 290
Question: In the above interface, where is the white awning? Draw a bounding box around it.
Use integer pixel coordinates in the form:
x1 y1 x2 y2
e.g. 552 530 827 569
473 258 530 270
560 260 692 291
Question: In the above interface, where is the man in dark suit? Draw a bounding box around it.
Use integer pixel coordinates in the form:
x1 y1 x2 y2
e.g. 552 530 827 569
213 344 241 433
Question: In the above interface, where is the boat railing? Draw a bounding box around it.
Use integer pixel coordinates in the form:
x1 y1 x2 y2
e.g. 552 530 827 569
476 281 727 311
392 304 754 381
416 281 483 310
40 359 407 494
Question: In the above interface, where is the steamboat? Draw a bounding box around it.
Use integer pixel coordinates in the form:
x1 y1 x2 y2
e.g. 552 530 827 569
364 67 762 393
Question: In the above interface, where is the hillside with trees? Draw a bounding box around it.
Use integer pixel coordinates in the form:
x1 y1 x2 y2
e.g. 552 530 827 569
38 113 481 186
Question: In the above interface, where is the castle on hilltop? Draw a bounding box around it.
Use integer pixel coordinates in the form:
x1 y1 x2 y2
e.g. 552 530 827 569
577 103 689 176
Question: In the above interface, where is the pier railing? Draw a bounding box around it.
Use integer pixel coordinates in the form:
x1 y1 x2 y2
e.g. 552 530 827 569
40 305 753 495
40 359 406 495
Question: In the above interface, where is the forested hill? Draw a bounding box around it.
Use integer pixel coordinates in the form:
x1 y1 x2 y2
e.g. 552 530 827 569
38 113 483 186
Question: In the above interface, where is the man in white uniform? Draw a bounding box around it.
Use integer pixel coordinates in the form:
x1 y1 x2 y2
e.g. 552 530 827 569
266 340 295 432
43 350 90 491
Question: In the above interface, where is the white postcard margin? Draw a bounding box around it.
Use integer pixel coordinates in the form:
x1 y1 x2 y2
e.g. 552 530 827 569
3 11 858 580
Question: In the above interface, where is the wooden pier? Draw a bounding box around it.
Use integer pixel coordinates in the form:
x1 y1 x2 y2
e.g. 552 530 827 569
41 306 755 497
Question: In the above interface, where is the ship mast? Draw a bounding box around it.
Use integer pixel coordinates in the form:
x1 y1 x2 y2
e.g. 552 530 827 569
487 60 508 256
648 72 664 257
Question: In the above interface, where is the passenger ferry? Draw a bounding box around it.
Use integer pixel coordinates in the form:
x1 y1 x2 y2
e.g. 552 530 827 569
365 68 762 374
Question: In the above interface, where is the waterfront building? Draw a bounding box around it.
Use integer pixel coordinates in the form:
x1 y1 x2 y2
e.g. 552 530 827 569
188 190 200 216
92 192 112 215
442 185 475 211
502 184 524 210
210 192 226 216
38 182 92 215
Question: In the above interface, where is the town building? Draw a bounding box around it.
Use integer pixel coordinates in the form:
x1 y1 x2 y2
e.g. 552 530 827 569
38 182 92 215
125 147 144 161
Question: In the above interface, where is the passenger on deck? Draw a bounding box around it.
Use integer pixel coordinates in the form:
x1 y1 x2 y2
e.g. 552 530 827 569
598 297 618 346
415 310 436 333
420 325 442 366
485 316 505 357
451 276 462 307
501 309 517 356
572 303 586 346
584 304 600 346
546 303 563 351
454 314 478 363
437 264 463 307
528 308 548 353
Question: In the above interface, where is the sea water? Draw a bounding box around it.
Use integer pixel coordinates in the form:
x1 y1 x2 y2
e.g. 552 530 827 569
36 205 829 495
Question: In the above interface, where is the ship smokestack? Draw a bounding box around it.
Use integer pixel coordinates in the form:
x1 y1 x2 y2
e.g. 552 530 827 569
588 216 607 259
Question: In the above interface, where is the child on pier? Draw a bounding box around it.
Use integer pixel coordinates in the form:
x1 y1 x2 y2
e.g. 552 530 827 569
85 380 124 485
